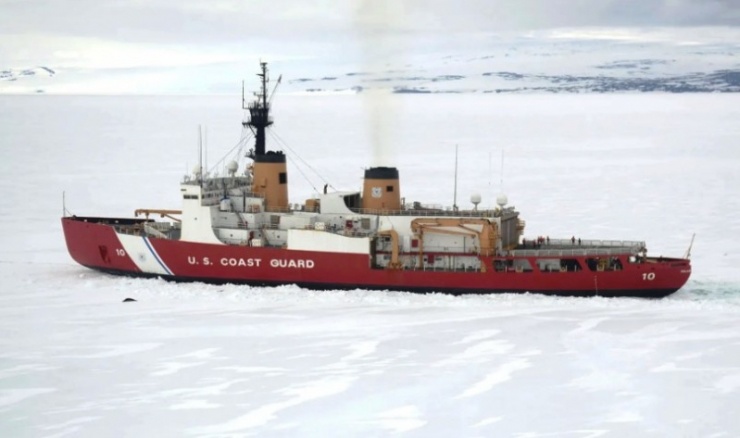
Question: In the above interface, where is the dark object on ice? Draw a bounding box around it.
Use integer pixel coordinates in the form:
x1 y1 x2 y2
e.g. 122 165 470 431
122 297 137 302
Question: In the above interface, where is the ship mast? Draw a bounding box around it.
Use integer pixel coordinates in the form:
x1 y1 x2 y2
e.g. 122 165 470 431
244 61 273 157
242 62 289 211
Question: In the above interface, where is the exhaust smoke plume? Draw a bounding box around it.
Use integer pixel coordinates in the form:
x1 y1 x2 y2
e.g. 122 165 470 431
355 0 406 167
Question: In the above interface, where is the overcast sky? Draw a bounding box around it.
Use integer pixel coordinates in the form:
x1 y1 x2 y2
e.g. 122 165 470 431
1 0 739 92
3 0 740 41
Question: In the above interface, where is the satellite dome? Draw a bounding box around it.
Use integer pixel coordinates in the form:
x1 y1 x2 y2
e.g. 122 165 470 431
227 160 239 175
193 165 203 176
470 193 482 204
496 194 508 208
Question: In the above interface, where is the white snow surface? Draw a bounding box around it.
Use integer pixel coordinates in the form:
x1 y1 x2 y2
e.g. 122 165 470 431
1 93 739 437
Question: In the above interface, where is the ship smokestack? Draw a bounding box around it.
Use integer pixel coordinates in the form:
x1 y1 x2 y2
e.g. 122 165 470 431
362 166 401 213
252 152 288 211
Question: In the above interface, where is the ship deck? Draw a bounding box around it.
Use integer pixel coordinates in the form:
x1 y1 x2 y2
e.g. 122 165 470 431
510 238 646 257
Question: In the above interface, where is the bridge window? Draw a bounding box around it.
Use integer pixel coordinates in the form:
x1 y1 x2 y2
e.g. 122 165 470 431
342 193 361 210
493 259 533 273
536 258 559 272
587 257 622 271
559 258 582 272
494 259 510 272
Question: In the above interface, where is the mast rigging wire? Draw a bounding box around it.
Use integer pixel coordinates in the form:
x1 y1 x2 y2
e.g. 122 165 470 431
206 131 254 175
267 130 321 194
268 129 337 191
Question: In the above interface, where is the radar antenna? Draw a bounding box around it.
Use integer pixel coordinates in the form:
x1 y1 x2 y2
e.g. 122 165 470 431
268 74 282 105
453 144 459 211
683 233 696 259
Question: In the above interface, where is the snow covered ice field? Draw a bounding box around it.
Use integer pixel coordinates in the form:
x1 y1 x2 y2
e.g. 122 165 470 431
1 93 740 437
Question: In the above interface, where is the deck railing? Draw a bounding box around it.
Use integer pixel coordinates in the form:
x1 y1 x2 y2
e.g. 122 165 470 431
536 238 646 248
511 247 642 257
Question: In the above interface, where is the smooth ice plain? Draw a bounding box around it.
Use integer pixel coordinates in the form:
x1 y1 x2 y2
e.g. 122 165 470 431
1 93 739 437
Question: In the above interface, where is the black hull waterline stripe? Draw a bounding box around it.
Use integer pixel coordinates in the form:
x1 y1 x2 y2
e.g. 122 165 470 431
85 265 676 299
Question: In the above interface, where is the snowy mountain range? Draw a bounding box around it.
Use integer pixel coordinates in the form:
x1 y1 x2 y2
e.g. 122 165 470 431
0 66 55 92
293 66 740 94
288 42 740 94
2 38 739 94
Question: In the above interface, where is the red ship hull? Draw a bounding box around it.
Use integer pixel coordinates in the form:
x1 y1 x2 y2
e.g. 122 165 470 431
62 217 692 298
